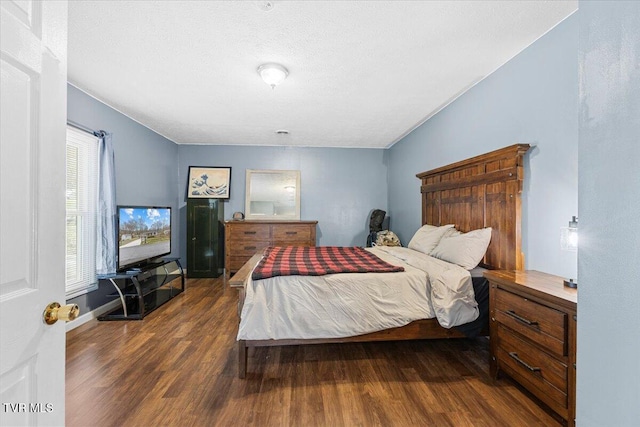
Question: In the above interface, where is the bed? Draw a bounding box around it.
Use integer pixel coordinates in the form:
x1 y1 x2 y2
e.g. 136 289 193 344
230 144 531 378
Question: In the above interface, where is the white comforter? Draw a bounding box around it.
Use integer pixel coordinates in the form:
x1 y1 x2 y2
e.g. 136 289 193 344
236 246 478 341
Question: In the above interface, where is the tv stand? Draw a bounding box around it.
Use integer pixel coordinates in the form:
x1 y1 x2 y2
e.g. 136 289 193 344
98 258 184 321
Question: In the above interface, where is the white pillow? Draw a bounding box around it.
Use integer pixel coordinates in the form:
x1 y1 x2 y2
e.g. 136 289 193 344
430 227 492 270
407 224 455 254
443 227 461 238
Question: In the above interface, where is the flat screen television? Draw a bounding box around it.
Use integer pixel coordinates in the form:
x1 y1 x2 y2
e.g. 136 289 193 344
117 206 171 271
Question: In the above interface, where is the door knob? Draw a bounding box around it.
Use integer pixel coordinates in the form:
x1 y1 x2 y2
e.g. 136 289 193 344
43 302 79 325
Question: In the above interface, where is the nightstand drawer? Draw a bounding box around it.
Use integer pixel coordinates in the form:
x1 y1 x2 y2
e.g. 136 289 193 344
496 324 568 415
495 287 567 357
496 324 567 392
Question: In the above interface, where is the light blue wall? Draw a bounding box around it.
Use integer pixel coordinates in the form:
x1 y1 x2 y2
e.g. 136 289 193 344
577 1 640 425
387 13 579 279
67 84 180 312
177 145 388 264
66 84 388 309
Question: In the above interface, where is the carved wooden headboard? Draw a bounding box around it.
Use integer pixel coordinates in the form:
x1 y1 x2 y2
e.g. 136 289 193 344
416 144 531 271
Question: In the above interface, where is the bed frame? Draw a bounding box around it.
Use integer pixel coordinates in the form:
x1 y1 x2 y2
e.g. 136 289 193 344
231 143 531 378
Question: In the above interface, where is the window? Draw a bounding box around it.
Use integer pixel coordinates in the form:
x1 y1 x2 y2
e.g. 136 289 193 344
65 126 99 298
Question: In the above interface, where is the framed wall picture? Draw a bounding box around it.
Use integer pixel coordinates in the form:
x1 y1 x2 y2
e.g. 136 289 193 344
187 166 232 199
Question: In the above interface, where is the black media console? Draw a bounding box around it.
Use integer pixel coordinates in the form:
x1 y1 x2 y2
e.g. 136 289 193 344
98 258 184 321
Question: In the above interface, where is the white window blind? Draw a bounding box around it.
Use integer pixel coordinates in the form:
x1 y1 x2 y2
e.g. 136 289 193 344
66 126 99 298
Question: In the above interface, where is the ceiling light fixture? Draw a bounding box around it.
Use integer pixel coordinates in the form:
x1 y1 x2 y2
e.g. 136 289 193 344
258 63 288 89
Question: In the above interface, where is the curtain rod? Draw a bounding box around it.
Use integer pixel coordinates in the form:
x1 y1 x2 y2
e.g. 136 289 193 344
67 120 101 136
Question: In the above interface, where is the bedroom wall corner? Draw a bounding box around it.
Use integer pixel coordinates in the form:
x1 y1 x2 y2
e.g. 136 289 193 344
66 84 181 315
386 12 579 280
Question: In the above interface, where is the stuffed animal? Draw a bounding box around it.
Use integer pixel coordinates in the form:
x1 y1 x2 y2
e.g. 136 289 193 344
374 230 401 247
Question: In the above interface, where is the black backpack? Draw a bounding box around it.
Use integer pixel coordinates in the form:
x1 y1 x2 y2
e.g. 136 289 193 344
366 209 386 247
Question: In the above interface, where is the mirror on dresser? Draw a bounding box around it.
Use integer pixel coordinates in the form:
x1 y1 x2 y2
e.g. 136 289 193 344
245 169 300 220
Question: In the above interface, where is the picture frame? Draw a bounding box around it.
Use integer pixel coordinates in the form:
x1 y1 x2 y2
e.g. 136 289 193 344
187 166 232 199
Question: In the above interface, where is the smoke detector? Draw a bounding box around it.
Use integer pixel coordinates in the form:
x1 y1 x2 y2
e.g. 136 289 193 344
256 1 274 12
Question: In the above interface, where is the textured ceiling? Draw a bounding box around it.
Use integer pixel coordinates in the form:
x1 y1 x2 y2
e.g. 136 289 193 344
68 1 577 148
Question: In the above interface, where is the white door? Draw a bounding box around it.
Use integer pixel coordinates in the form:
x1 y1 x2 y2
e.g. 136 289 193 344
0 1 68 426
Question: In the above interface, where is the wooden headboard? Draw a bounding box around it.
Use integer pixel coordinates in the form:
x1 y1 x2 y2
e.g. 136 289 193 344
416 144 530 271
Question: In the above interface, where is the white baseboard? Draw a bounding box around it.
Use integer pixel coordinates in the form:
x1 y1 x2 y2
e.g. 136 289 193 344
66 298 122 332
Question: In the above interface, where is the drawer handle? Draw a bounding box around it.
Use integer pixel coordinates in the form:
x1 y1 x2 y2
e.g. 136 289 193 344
243 231 257 235
508 352 541 373
285 231 298 235
244 246 256 250
506 310 538 327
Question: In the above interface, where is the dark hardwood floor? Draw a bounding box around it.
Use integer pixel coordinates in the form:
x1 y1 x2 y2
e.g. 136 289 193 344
66 277 560 426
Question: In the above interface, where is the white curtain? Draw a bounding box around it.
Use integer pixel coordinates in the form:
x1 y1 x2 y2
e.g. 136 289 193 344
96 131 117 277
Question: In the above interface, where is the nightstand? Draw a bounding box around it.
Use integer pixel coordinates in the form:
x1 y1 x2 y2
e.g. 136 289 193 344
485 270 577 427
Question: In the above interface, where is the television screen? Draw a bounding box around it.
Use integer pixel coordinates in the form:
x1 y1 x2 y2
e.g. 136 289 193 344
117 206 171 271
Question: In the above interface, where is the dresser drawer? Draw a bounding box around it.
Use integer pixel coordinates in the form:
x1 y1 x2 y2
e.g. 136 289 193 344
272 224 312 242
495 287 567 357
496 324 568 415
228 256 254 272
230 240 269 257
228 224 271 241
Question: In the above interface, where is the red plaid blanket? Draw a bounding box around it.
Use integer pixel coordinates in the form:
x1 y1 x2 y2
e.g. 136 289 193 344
251 246 405 280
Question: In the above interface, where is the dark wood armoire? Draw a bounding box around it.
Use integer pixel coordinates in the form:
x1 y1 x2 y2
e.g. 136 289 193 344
187 199 224 278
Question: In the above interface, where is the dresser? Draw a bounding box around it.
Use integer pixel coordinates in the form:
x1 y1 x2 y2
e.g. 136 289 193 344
485 270 577 427
224 220 317 278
